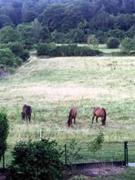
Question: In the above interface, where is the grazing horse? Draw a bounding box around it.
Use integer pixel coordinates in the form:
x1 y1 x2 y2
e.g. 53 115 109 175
67 107 77 127
92 107 106 126
21 104 32 122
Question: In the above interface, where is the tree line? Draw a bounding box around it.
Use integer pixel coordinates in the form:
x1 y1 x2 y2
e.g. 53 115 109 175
0 0 135 71
0 0 135 43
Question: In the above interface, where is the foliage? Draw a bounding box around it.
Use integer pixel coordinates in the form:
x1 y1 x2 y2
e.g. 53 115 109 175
87 35 98 49
1 0 135 43
31 18 43 43
40 4 66 32
0 42 30 67
88 131 104 154
0 111 9 161
107 37 120 48
7 42 30 62
0 15 13 28
16 24 34 49
121 37 135 53
10 139 63 180
37 43 102 57
0 26 19 43
0 48 21 67
66 139 81 164
39 26 51 43
67 29 86 43
51 30 66 43
127 25 135 38
107 29 125 40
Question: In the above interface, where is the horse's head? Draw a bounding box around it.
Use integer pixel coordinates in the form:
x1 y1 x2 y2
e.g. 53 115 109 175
21 112 25 120
91 107 97 114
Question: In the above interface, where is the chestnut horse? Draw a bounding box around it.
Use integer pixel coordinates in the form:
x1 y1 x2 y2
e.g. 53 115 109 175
92 107 106 126
67 107 77 127
21 104 32 122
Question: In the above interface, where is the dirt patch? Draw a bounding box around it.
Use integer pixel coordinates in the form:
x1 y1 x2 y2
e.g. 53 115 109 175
63 165 125 179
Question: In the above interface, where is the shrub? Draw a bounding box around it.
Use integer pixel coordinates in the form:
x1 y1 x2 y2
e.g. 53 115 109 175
107 37 120 48
51 30 66 43
66 138 81 164
10 139 63 180
0 42 30 63
0 26 19 43
87 35 98 49
37 43 102 56
121 37 135 53
0 48 22 67
88 131 104 154
7 42 30 62
67 29 86 43
0 111 9 161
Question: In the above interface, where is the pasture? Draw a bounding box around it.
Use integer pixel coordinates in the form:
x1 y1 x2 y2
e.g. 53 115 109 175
0 54 135 165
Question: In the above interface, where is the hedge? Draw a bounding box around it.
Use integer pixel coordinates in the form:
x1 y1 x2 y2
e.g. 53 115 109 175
37 43 102 56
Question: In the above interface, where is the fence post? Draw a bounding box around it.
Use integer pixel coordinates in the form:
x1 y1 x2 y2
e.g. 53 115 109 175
65 144 67 165
2 153 5 169
124 141 128 166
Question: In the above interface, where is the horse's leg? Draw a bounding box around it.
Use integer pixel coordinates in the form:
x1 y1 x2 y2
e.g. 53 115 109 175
67 118 71 127
71 118 73 127
96 117 98 123
74 117 76 124
29 115 31 123
92 115 95 124
26 116 28 123
101 118 105 126
24 114 26 121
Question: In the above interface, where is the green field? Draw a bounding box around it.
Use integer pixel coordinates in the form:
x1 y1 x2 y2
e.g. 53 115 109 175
0 54 135 165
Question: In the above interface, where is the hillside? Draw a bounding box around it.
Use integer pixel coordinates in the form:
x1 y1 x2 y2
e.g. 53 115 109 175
0 0 135 43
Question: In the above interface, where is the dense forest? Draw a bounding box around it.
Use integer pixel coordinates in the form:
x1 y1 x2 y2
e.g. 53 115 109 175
0 0 135 43
0 0 135 71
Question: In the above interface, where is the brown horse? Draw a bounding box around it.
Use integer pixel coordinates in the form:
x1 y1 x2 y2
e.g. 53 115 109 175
92 107 106 126
21 104 32 122
67 107 77 127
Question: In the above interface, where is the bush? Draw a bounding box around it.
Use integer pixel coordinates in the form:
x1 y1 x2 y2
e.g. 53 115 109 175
0 26 19 43
10 139 63 180
7 42 30 62
51 30 66 43
0 42 30 63
0 111 9 161
87 35 98 49
88 131 104 154
107 37 120 48
37 43 102 56
121 37 135 53
0 48 22 67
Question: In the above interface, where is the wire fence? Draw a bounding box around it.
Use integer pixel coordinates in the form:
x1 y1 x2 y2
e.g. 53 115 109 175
1 141 135 168
63 141 125 165
127 141 135 163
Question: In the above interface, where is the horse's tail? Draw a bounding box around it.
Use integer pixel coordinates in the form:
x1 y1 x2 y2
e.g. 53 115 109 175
102 108 106 125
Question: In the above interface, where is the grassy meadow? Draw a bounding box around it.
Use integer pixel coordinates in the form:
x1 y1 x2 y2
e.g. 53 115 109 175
1 54 135 164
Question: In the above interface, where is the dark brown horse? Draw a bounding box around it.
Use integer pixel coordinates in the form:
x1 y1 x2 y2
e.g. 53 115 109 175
67 107 77 127
92 107 106 126
21 104 32 122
